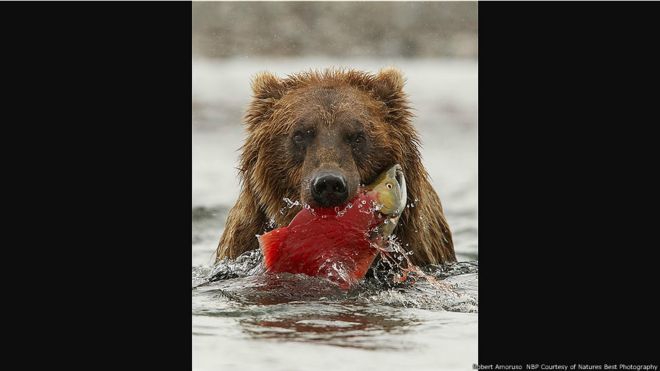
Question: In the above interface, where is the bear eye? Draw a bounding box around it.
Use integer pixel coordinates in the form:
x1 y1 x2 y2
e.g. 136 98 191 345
347 132 366 147
292 129 314 145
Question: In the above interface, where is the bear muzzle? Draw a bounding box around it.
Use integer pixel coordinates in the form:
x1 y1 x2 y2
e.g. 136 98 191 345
310 172 349 207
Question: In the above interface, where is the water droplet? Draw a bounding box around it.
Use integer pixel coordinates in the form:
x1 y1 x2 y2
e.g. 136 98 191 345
267 218 277 229
283 197 301 208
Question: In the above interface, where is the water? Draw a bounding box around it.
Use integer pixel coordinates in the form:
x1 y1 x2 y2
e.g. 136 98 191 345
193 263 478 371
192 57 477 371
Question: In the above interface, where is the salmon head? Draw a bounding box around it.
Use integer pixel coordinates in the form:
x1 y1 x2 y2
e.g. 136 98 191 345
364 164 407 238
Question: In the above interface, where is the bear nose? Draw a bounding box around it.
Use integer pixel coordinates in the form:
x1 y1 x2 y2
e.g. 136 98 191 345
311 173 348 206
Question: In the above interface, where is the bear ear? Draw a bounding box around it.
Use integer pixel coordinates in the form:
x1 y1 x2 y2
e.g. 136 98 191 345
372 67 406 101
251 71 284 100
371 67 410 123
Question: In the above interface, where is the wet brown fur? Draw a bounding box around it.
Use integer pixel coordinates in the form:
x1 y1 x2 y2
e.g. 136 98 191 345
216 68 456 266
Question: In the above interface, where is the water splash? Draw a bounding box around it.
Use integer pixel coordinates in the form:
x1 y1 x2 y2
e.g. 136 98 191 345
201 243 478 312
279 197 303 215
365 235 467 302
195 263 478 312
205 248 264 284
335 202 353 217
406 198 420 209
283 197 300 208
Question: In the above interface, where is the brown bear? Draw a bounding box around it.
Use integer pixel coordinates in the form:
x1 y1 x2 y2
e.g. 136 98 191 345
215 68 456 266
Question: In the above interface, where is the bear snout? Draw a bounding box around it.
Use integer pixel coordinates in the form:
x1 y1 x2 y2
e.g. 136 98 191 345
310 172 349 207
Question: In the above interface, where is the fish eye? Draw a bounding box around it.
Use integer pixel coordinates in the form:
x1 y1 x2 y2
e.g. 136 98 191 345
386 183 393 189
